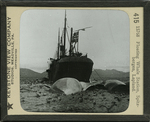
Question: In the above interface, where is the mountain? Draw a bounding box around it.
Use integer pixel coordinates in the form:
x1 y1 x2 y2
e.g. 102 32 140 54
90 69 129 82
20 68 48 79
20 68 129 83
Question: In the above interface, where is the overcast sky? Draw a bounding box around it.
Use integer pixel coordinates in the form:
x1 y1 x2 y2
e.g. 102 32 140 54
20 9 129 73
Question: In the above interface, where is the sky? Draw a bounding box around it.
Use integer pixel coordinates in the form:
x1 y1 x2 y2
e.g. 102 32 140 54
20 9 130 73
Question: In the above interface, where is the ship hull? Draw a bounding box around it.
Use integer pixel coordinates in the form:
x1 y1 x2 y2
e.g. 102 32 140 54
47 56 93 83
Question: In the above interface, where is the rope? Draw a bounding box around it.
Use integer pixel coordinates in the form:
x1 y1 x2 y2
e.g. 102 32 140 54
107 11 115 43
94 69 102 81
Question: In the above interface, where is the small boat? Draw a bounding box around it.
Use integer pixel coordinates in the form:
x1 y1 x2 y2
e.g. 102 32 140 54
46 11 94 83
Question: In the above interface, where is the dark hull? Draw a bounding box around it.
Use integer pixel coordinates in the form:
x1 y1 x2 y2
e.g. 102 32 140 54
47 56 93 83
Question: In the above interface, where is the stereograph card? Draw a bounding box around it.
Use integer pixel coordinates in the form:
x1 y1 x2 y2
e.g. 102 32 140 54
1 1 150 121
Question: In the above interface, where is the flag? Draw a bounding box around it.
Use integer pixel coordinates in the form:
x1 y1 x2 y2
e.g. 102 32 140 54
72 31 79 42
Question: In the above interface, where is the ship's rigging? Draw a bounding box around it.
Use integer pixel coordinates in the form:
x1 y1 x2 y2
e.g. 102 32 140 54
47 11 94 83
55 11 92 60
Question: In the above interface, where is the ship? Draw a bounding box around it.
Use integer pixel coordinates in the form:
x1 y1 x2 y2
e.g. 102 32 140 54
46 11 94 83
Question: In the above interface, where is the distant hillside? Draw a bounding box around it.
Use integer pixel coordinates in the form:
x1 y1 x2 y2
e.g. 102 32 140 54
90 69 129 82
20 68 129 83
40 71 48 78
20 68 48 79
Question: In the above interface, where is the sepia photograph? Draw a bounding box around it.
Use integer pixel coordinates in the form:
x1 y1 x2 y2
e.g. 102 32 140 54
20 9 130 113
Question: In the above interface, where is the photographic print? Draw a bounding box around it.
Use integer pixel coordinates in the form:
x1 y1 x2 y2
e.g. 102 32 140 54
20 9 130 113
0 0 148 120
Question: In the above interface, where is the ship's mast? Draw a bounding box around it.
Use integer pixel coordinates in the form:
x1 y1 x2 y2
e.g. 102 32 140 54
63 10 67 56
57 28 60 59
69 28 73 56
